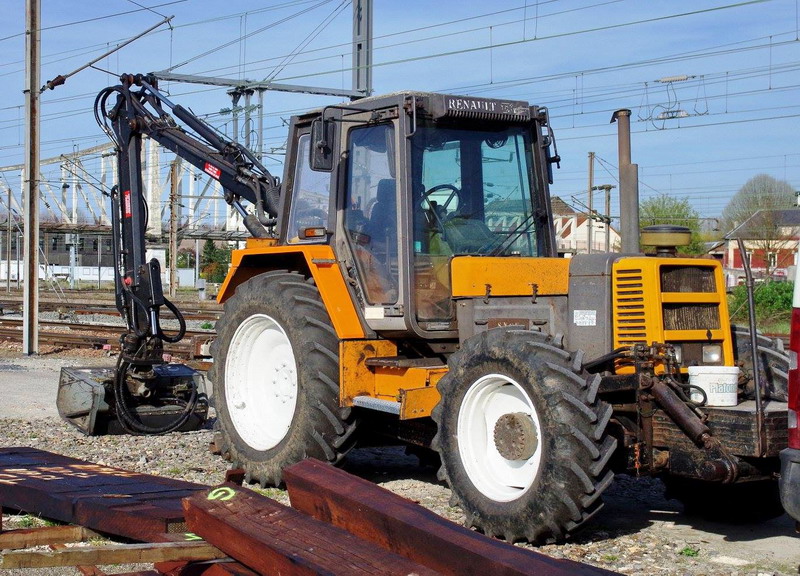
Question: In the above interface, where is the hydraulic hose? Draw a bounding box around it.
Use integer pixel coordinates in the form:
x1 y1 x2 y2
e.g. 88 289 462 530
157 297 187 344
113 354 199 435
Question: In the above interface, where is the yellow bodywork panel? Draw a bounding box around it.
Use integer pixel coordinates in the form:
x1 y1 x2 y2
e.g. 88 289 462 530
399 386 444 419
339 339 398 402
217 243 365 339
450 256 569 297
612 257 733 373
339 340 447 419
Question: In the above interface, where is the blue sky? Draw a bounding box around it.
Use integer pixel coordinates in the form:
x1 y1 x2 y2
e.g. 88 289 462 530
0 0 798 228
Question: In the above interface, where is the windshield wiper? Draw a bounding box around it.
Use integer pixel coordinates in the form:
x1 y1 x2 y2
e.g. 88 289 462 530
487 211 537 257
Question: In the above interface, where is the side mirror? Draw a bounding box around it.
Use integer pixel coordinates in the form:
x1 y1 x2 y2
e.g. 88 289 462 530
310 118 335 172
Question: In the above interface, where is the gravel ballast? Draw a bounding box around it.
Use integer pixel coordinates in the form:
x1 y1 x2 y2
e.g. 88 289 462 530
0 346 798 576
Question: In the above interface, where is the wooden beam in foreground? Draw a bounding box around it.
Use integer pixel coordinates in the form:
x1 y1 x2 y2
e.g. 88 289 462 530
283 459 619 576
0 541 226 569
183 483 440 576
0 447 203 541
0 525 100 550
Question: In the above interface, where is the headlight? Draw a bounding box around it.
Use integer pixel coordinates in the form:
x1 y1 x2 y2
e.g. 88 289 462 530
702 344 723 364
672 344 683 365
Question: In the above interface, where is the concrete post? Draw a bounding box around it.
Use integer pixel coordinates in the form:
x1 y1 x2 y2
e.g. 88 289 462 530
22 0 40 354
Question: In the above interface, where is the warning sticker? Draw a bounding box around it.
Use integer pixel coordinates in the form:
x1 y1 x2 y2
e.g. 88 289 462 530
573 309 597 327
123 189 132 218
204 162 221 180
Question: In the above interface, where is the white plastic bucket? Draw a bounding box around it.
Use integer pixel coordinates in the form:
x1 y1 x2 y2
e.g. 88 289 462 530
687 366 740 407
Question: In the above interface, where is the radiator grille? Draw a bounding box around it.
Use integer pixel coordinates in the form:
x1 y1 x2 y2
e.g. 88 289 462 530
661 265 721 331
614 268 647 344
663 303 720 330
660 265 716 293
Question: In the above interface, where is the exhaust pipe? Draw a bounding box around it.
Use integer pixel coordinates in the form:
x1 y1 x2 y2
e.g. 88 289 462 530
611 109 640 253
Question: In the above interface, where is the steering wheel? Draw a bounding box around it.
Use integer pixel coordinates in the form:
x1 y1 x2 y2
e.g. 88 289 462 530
422 184 462 212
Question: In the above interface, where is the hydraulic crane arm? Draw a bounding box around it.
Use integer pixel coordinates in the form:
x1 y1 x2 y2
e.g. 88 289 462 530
96 73 279 236
89 73 280 434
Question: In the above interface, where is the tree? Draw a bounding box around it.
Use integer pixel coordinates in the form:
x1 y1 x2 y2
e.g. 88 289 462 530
177 247 195 269
721 174 795 231
200 239 231 283
722 174 796 277
639 193 705 255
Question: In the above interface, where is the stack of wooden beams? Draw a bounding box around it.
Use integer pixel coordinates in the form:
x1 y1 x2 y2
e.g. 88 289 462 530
0 448 618 575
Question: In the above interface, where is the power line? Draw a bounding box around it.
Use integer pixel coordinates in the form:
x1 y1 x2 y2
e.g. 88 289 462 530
190 0 621 79
3 7 794 128
125 0 172 21
264 0 349 82
164 0 336 71
0 0 185 43
260 0 770 85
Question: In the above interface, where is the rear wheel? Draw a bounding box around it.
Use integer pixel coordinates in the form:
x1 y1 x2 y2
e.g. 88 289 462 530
732 325 789 401
210 270 358 486
432 329 616 543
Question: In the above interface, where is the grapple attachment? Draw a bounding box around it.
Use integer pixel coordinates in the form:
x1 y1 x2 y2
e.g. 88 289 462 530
57 364 208 435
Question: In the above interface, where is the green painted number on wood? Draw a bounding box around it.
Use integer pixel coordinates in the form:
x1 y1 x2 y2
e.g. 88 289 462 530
208 486 236 501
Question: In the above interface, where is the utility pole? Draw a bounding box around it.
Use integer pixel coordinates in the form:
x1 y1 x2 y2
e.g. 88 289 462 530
605 184 612 252
587 152 594 254
6 186 11 294
592 184 616 252
68 234 77 289
169 159 180 298
23 0 40 355
352 0 373 95
97 235 102 289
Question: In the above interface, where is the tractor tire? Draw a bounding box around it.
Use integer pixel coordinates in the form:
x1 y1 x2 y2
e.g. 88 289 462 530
664 477 784 522
209 270 358 486
732 325 788 402
431 329 617 543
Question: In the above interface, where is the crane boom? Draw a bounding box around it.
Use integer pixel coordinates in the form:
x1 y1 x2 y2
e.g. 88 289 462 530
66 73 283 435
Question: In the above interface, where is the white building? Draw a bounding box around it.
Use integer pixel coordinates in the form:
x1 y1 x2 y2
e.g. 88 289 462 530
551 197 621 255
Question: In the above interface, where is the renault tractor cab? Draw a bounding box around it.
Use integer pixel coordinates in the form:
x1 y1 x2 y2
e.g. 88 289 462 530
282 92 560 342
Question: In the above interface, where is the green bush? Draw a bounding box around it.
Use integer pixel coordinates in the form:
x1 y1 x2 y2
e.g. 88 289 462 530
728 280 794 324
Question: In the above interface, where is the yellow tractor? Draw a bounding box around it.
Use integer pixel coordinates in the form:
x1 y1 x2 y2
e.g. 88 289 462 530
73 76 789 543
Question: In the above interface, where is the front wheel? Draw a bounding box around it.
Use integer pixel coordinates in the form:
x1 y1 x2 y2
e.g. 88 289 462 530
432 329 617 543
210 270 358 486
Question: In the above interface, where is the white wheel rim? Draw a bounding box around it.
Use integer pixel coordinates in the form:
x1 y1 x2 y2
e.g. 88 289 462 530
224 313 298 451
457 374 542 502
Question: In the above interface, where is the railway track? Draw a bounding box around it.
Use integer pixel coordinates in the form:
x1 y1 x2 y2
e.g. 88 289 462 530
0 292 222 322
0 316 214 359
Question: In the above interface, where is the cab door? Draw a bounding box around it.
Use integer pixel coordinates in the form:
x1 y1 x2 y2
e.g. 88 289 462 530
336 112 406 332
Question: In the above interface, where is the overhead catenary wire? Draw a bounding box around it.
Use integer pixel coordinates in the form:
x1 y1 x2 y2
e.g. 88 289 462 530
0 39 800 132
163 0 337 72
40 15 175 93
0 0 796 210
263 0 350 82
231 0 772 86
0 0 185 44
125 0 173 22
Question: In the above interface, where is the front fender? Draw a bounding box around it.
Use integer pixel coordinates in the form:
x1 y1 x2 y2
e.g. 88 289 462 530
218 241 365 340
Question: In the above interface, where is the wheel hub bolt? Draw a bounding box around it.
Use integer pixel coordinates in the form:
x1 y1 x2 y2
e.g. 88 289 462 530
493 412 537 461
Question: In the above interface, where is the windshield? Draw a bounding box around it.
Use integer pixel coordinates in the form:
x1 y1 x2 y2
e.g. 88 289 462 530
410 124 538 324
411 124 537 258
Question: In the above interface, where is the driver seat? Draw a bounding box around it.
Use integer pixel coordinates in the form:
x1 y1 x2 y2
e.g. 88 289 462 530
367 178 397 263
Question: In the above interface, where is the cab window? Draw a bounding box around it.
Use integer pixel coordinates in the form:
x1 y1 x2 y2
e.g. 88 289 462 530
287 134 332 243
343 124 398 305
